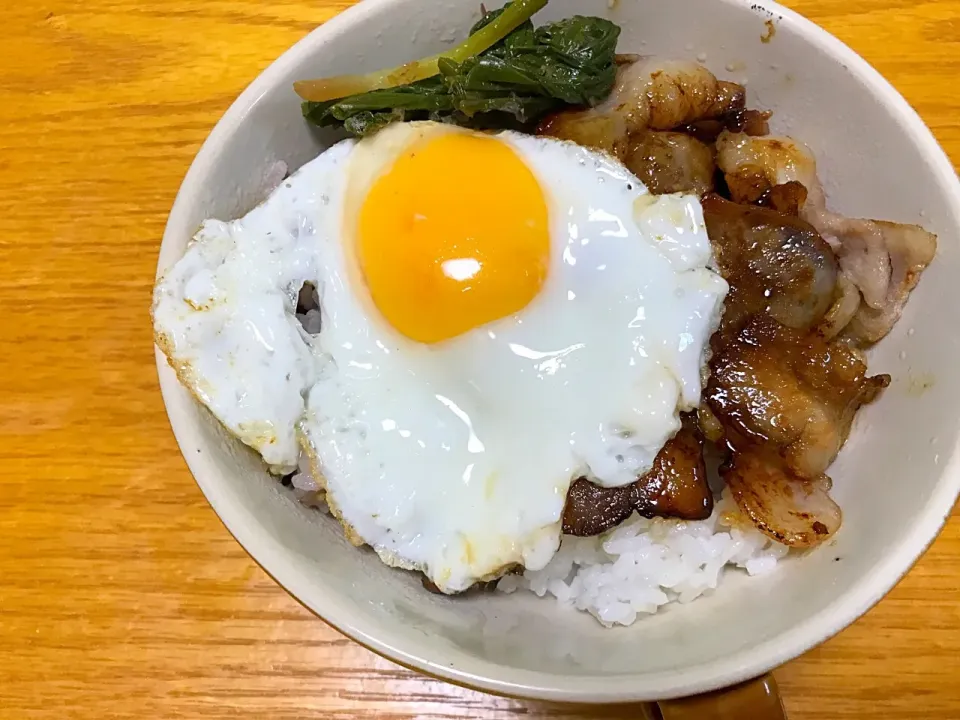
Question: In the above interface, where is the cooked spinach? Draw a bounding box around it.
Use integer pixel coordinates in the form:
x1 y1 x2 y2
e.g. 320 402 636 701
295 0 549 103
301 4 620 137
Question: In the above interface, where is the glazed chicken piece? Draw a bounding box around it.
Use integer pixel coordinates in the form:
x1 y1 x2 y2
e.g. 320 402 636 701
818 216 937 344
816 274 862 342
714 131 822 205
701 194 838 340
562 415 712 537
756 180 808 217
707 315 890 479
680 108 772 144
538 59 745 159
715 131 937 344
609 59 746 130
706 315 890 546
721 449 841 547
623 132 716 195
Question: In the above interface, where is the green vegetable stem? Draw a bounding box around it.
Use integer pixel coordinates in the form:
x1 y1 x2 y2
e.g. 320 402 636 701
294 0 549 103
298 1 621 137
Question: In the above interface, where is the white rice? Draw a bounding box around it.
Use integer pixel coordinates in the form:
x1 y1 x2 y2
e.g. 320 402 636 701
288 452 785 626
288 462 327 509
497 495 787 627
299 308 323 335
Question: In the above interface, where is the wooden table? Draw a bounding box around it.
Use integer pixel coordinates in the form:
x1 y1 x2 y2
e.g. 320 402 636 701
2 0 959 717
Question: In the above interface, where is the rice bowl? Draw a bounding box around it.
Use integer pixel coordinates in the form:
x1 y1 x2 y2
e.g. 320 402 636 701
155 0 960 703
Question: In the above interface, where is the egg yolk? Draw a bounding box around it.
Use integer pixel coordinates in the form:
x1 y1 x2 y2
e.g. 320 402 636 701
357 132 550 344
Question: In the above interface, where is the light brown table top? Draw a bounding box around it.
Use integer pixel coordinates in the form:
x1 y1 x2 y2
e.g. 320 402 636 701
3 0 960 717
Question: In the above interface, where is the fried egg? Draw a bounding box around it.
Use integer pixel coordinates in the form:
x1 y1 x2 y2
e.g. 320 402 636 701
153 121 728 593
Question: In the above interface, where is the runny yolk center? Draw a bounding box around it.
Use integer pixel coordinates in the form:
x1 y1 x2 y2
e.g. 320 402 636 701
357 132 550 344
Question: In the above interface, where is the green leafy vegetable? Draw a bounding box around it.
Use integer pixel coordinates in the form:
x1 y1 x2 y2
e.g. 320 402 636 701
300 2 621 137
293 0 549 103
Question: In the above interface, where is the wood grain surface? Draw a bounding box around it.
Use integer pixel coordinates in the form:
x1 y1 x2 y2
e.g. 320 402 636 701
2 0 959 718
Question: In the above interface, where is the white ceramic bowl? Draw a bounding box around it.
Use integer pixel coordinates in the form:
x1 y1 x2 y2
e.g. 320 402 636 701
156 0 960 703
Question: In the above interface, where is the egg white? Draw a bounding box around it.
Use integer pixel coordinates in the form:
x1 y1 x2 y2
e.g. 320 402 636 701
153 122 728 593
152 141 356 472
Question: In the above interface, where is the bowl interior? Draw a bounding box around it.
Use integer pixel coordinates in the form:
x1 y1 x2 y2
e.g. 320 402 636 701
157 0 960 702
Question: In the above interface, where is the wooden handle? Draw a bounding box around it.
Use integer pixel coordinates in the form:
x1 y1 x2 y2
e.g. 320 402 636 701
657 674 786 720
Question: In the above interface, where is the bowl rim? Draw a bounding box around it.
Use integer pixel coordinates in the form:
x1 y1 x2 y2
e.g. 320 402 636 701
156 0 960 703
